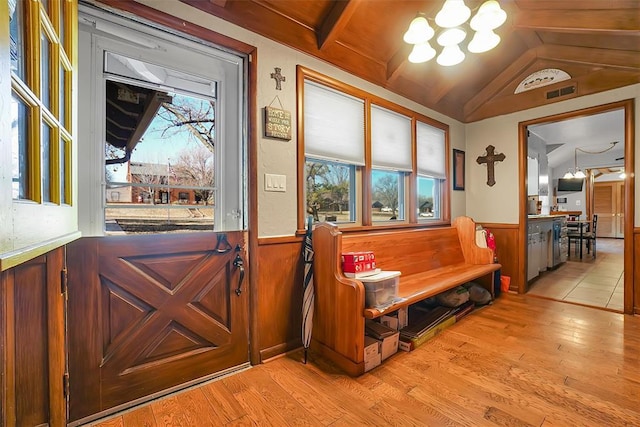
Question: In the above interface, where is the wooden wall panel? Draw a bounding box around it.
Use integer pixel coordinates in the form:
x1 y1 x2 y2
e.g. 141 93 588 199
479 223 520 293
256 238 304 361
635 230 640 314
1 248 66 426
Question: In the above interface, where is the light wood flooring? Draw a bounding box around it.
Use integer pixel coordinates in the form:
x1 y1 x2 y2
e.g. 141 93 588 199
528 238 624 311
87 295 640 426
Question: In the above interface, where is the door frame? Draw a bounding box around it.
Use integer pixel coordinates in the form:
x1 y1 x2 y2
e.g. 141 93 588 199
82 1 259 362
518 99 635 314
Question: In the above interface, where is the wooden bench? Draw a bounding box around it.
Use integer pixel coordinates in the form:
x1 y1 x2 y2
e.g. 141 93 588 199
311 216 501 376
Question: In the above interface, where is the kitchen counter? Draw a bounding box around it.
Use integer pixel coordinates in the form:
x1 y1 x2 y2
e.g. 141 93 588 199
528 214 566 220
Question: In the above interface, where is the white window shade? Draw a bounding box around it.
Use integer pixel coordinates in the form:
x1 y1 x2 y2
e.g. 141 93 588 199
371 105 412 171
304 81 365 165
417 121 446 178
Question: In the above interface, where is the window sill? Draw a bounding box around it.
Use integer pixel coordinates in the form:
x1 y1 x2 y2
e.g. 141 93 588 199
0 231 82 271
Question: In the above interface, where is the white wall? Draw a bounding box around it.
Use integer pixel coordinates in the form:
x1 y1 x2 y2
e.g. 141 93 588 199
466 84 640 225
132 0 467 238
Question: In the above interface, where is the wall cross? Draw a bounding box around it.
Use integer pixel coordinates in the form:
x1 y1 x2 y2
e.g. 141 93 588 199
476 145 505 187
270 67 286 90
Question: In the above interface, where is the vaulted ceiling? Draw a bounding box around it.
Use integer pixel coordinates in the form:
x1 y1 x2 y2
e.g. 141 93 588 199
180 0 640 123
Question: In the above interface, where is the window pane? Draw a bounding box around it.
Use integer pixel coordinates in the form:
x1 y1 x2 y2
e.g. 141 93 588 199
304 81 365 165
372 169 404 221
60 136 68 204
418 176 441 220
41 31 51 110
417 121 446 178
42 122 52 202
59 1 66 49
305 159 354 223
104 79 217 234
371 105 412 171
60 65 67 127
9 0 25 80
11 93 29 200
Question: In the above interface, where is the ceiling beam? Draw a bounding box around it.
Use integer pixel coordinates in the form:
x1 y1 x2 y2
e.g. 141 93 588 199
463 48 538 119
208 0 228 8
514 10 640 35
537 44 640 71
385 43 411 82
317 0 362 51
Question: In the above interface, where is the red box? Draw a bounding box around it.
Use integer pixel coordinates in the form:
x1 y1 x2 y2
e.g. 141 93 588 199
342 260 377 273
341 251 375 264
342 251 376 274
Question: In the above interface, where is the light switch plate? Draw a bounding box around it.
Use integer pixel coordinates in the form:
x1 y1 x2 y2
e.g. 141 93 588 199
265 173 286 192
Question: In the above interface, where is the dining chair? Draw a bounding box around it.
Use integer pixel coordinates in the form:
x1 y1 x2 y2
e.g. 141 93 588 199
567 223 582 256
583 214 598 257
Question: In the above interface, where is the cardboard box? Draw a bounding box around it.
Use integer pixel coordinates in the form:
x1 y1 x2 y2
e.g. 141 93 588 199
380 331 400 360
397 307 408 329
380 314 399 330
364 336 381 372
398 337 414 352
381 307 408 330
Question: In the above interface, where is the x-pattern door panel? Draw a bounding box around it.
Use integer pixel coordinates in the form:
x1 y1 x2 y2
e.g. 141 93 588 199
67 232 248 421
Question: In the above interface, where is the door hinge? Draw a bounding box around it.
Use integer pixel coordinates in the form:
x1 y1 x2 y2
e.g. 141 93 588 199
61 268 68 297
63 372 70 399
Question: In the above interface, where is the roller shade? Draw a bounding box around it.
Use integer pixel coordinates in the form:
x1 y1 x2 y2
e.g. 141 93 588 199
304 81 365 165
417 121 446 178
371 105 412 172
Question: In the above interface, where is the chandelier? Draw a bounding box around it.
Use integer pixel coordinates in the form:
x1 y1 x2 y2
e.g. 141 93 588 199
563 142 619 179
403 0 507 66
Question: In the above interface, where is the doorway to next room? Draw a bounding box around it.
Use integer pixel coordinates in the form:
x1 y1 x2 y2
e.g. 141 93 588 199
521 101 633 313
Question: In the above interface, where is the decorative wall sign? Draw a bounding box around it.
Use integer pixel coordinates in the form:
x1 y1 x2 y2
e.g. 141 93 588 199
476 145 505 187
270 67 286 90
514 69 571 94
264 106 292 140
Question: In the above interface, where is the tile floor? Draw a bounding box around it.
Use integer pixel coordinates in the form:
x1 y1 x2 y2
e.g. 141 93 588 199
527 237 624 311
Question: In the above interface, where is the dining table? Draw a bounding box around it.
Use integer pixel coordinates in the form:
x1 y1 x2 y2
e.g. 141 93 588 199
567 219 591 259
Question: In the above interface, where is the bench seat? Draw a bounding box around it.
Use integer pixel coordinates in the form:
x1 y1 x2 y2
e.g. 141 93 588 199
310 216 500 376
363 262 501 318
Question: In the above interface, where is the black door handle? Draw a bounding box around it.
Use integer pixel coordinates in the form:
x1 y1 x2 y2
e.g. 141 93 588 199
233 253 245 296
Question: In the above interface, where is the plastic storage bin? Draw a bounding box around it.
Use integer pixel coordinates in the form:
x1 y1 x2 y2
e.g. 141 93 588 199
360 271 401 308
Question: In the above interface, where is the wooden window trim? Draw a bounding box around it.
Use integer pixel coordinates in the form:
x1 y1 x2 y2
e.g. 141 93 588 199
296 65 451 233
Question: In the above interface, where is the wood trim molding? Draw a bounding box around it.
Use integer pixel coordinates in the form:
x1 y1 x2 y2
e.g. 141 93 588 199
519 99 635 313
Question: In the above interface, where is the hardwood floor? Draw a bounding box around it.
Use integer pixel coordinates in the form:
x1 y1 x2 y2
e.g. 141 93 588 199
87 294 640 426
528 238 624 310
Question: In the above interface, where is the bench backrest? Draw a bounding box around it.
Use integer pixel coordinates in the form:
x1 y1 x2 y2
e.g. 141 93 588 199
341 227 465 277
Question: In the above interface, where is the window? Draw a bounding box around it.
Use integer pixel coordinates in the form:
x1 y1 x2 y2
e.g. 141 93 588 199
372 170 405 221
9 0 74 204
299 67 450 229
103 79 216 234
303 80 364 224
416 121 446 221
305 159 356 223
83 15 248 236
371 105 411 222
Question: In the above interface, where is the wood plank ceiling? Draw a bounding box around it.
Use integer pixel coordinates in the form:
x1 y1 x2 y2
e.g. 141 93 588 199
179 0 640 123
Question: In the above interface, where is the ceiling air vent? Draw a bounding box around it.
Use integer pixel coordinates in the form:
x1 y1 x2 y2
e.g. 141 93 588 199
546 85 576 100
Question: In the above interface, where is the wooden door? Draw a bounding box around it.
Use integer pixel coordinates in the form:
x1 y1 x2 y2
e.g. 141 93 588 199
594 182 624 238
1 248 67 426
66 232 248 422
616 182 625 238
